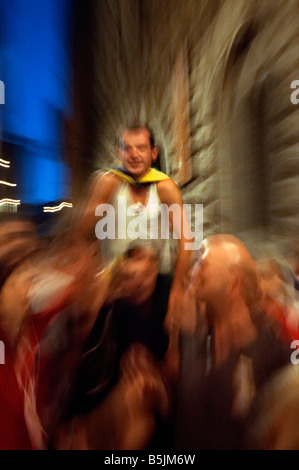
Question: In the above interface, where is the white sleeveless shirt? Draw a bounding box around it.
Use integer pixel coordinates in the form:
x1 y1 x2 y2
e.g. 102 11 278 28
100 182 173 274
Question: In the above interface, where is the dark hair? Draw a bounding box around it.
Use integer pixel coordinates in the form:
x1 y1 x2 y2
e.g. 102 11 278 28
116 123 156 149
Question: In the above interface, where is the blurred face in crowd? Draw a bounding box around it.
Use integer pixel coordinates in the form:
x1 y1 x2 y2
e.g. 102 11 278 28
118 127 158 179
191 235 259 315
111 245 159 304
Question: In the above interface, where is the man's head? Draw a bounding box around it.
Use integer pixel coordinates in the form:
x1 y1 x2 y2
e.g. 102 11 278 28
109 243 159 305
117 124 158 179
191 234 260 313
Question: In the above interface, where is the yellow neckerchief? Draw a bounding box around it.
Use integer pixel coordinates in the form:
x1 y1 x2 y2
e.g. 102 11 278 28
107 167 171 186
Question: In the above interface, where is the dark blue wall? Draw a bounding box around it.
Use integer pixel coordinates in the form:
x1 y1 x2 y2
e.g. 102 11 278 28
0 0 73 205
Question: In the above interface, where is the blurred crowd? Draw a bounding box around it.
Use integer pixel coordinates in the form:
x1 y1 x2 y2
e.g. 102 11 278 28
1 211 299 450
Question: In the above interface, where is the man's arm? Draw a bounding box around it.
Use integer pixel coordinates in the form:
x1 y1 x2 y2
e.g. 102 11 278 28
74 171 121 245
157 179 193 330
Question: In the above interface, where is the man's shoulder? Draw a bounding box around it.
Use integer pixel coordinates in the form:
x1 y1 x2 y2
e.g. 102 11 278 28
156 177 177 190
92 170 122 191
94 169 122 184
86 170 122 205
156 175 175 183
156 177 182 204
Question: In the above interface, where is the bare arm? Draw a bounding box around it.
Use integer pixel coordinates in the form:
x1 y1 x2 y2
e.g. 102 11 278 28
73 171 121 244
157 179 193 329
157 178 193 292
156 179 194 380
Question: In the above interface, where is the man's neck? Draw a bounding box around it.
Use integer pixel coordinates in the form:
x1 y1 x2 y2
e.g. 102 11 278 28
129 183 150 206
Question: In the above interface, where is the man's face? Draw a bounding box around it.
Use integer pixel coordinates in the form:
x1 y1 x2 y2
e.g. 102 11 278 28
124 247 159 304
118 128 158 179
111 246 159 304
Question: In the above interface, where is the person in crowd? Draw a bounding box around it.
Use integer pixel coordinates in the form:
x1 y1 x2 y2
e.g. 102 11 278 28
251 362 299 450
174 234 291 450
53 242 171 450
0 213 40 449
0 214 102 449
257 257 299 341
74 124 194 363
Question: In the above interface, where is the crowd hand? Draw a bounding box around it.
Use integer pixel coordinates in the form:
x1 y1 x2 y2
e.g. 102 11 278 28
120 344 169 418
162 284 187 384
164 282 186 333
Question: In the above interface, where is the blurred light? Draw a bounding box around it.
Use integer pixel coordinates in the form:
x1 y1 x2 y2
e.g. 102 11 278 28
0 180 17 187
0 158 10 167
43 201 73 213
0 198 21 206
